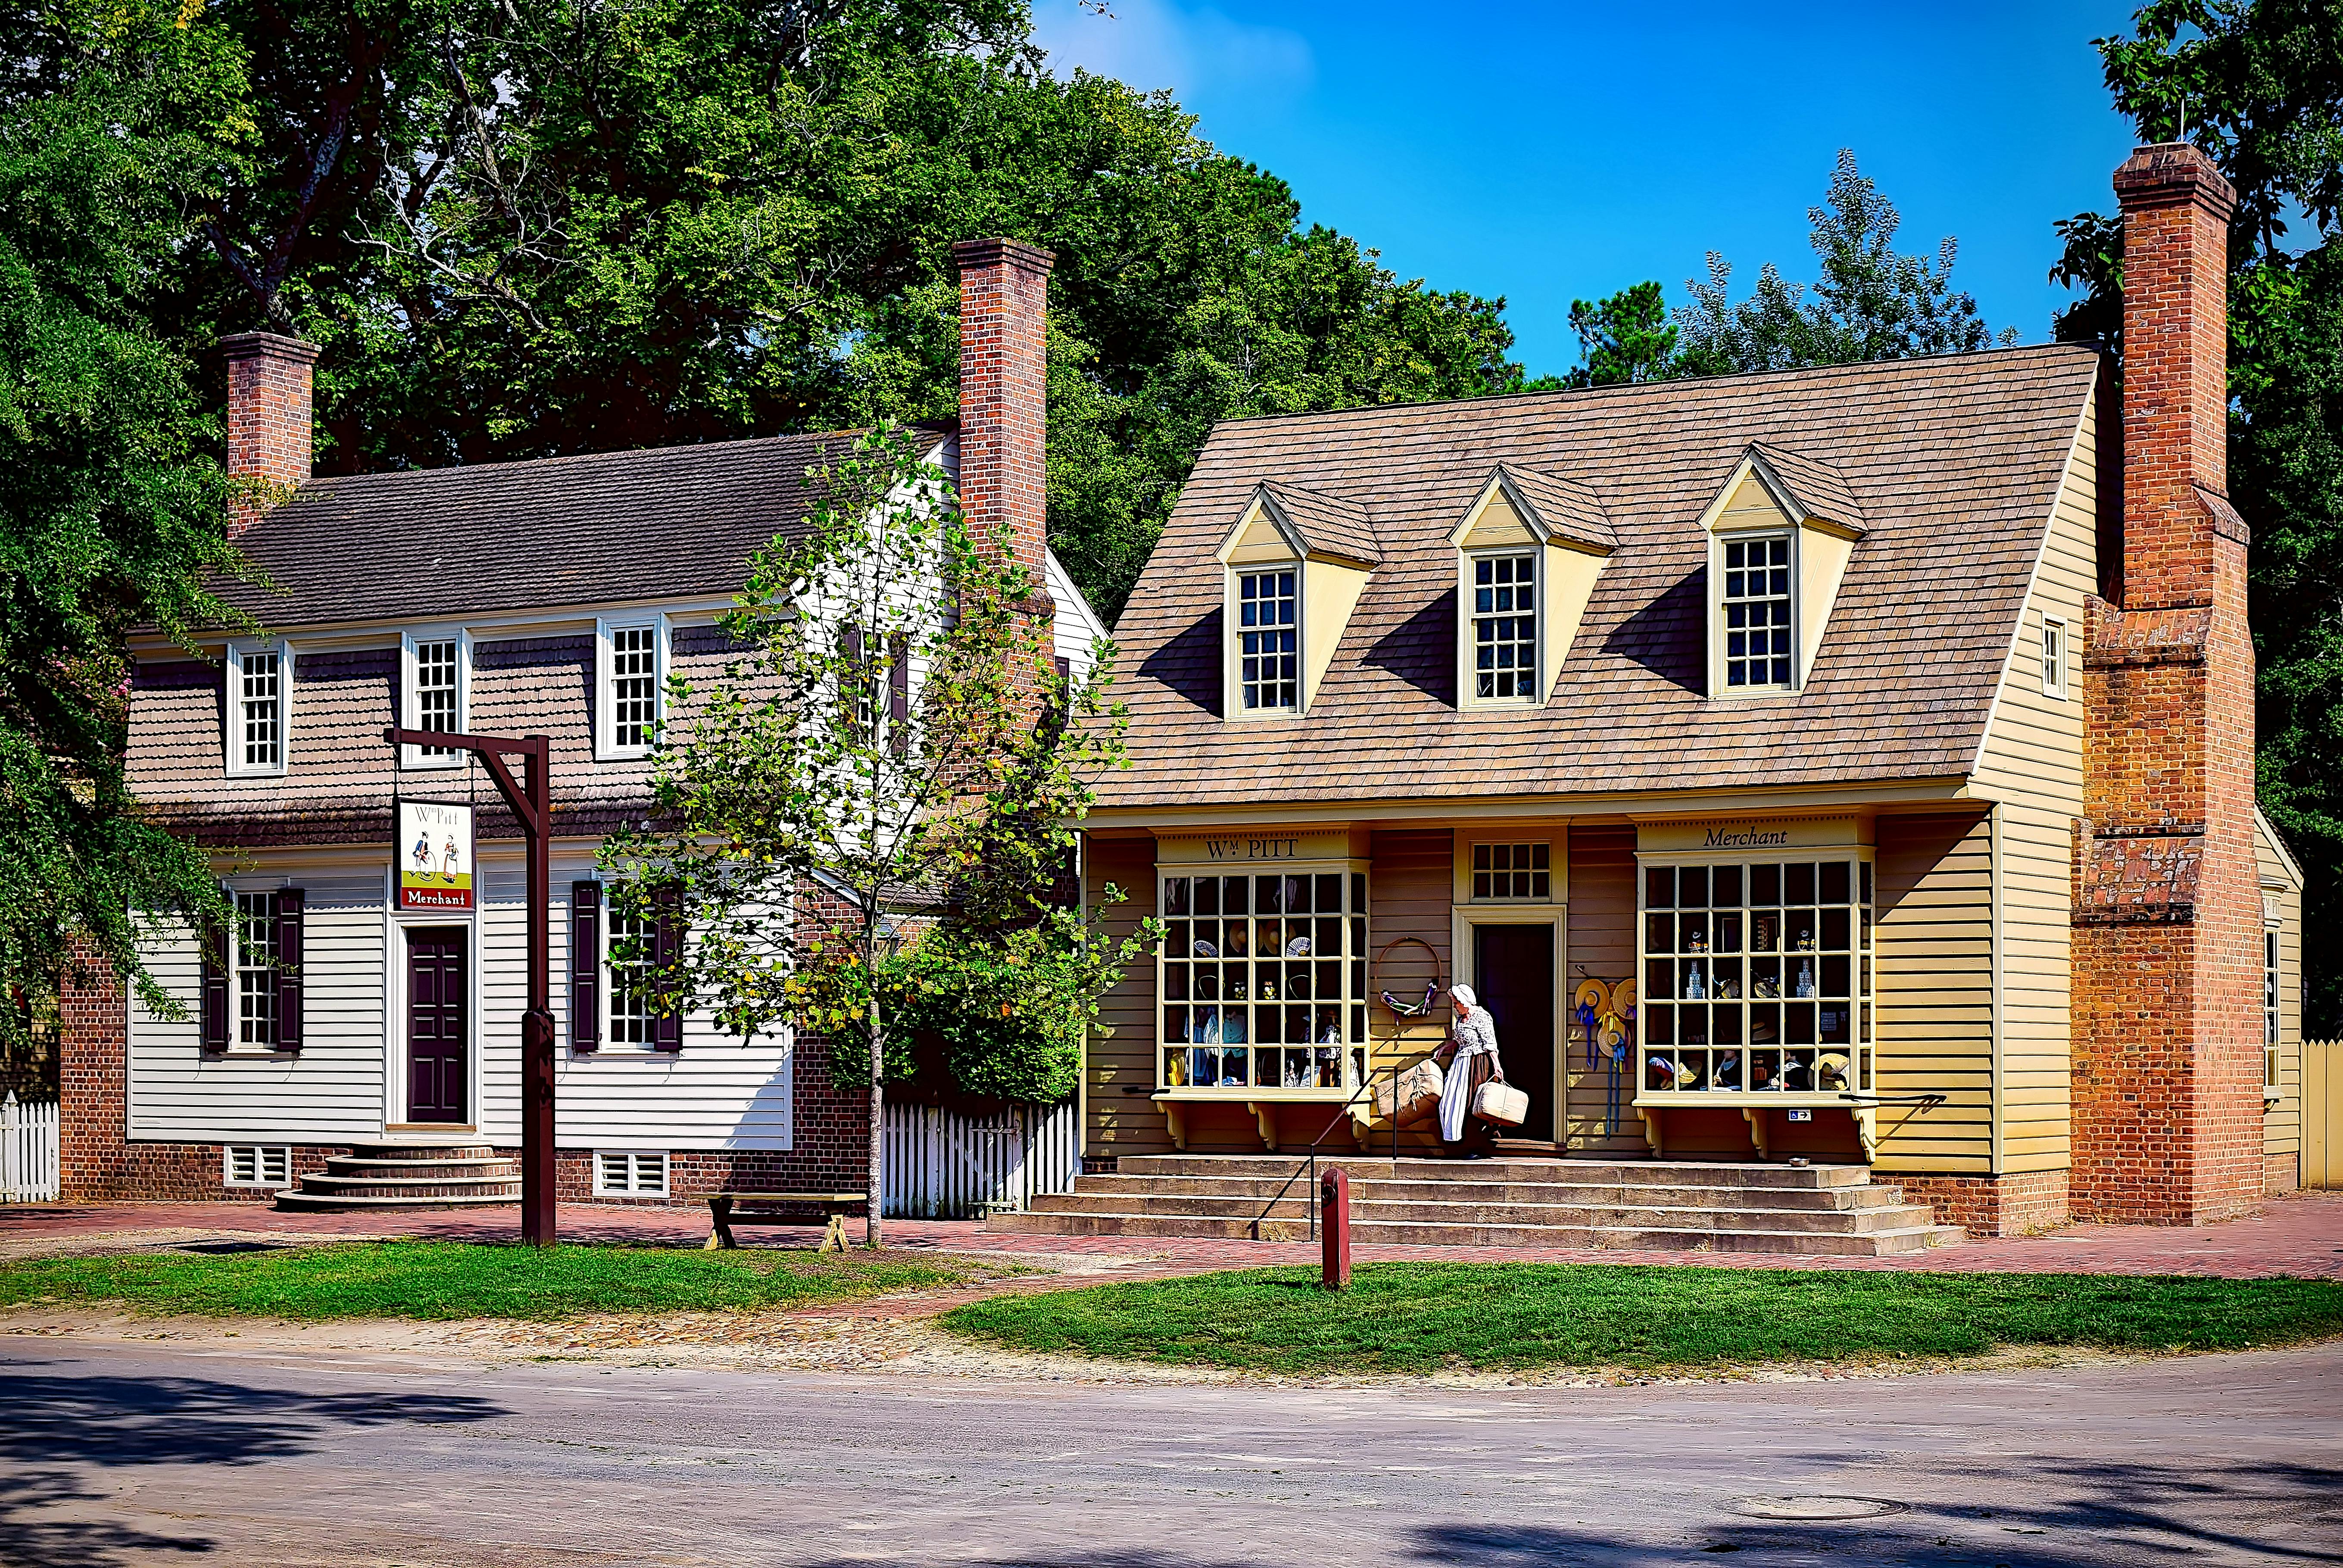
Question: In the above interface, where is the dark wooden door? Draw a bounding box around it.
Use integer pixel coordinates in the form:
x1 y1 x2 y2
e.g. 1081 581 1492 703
1473 923 1555 1141
406 927 468 1123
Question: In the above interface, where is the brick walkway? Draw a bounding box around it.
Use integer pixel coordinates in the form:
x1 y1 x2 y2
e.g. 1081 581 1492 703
5 1190 2340 1278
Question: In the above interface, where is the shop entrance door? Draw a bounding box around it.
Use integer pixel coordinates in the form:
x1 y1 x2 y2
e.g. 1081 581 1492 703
406 927 468 1124
1471 923 1554 1141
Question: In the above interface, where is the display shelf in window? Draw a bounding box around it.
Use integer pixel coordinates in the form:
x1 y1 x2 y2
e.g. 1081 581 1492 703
1634 853 1874 1104
1155 865 1368 1097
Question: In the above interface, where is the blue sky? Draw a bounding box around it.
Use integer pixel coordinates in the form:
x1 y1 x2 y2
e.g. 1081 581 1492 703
1031 1 2144 379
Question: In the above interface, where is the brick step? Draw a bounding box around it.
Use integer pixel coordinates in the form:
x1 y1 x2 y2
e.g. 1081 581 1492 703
348 1144 500 1163
324 1157 521 1181
289 1174 523 1200
1058 1173 1906 1211
1022 1191 1936 1235
986 1209 1963 1256
272 1189 523 1213
1114 1155 1872 1189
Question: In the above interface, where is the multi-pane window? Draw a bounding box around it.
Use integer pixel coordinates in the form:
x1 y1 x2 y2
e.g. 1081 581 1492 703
1722 536 1794 690
609 904 655 1046
415 639 459 756
611 626 658 750
1472 554 1538 700
240 650 283 768
235 891 278 1048
1638 857 1874 1097
1236 570 1298 712
2042 615 2069 699
1473 843 1551 900
1158 870 1368 1093
2265 926 2282 1093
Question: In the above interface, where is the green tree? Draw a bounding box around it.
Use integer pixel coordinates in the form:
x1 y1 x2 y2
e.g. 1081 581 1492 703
1563 281 1677 388
2050 0 2343 1029
1675 150 2015 375
599 427 1139 1244
0 2 254 1055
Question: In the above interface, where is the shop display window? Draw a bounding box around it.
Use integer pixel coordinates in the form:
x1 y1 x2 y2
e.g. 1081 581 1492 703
1158 867 1368 1094
1637 854 1873 1098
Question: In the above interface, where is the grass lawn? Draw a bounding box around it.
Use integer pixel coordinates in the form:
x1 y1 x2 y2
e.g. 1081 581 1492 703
939 1262 2343 1374
0 1240 997 1321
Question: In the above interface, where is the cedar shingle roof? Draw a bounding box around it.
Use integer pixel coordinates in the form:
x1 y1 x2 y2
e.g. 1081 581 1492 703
1490 464 1618 552
218 431 858 627
1747 443 1867 536
1095 343 2101 812
1255 481 1381 567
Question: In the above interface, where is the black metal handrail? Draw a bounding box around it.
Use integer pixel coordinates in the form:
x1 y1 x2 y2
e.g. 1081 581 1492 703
1246 1048 1443 1242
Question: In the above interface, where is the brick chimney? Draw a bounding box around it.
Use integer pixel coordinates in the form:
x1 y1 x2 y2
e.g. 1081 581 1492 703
221 331 320 536
950 239 1054 615
2072 144 2263 1225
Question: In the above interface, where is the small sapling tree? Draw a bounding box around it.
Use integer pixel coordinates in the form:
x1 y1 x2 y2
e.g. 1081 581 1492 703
600 426 1136 1244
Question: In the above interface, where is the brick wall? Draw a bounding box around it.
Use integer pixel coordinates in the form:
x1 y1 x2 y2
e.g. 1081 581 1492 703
222 333 318 537
1902 1170 2071 1238
952 238 1055 614
2071 143 2265 1226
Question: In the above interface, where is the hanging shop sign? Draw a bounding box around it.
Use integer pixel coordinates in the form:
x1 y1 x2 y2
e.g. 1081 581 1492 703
1636 815 1870 854
396 798 476 912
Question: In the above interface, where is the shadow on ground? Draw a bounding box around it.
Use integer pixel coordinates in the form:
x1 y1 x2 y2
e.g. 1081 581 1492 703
0 1364 507 1566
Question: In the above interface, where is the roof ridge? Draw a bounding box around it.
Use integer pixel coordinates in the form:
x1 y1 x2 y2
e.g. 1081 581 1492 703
291 426 870 493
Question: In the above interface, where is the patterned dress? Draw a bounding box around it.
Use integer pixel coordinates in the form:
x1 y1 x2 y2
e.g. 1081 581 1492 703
1438 1005 1504 1143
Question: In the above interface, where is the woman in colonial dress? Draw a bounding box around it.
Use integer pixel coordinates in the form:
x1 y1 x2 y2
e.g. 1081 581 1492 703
1435 984 1505 1159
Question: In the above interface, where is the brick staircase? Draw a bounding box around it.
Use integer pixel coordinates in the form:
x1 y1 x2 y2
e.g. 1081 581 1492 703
274 1143 521 1212
988 1155 1962 1256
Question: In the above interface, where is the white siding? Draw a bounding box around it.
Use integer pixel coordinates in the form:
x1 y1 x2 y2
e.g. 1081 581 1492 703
1047 548 1109 676
129 861 390 1142
476 845 794 1150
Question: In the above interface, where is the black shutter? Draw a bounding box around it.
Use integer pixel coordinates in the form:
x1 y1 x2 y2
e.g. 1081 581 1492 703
887 633 910 754
570 882 601 1054
651 882 683 1052
274 888 304 1051
200 914 230 1055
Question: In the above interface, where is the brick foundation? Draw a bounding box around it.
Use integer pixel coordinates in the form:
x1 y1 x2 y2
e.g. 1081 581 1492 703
2266 1149 2301 1196
1899 1170 2072 1238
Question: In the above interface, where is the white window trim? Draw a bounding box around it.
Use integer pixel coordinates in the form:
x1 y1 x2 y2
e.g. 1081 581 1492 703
593 1149 671 1197
223 1144 292 1189
600 884 660 1053
221 880 294 1057
1707 528 1799 700
2264 920 2284 1100
595 614 670 761
399 628 473 770
2041 614 2070 700
1223 564 1302 720
223 638 294 777
1457 548 1545 710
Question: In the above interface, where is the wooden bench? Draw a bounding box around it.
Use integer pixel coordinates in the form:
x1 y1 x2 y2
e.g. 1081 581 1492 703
704 1192 868 1252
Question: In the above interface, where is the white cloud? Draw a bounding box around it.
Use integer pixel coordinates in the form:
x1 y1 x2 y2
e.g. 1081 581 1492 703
1030 0 1315 101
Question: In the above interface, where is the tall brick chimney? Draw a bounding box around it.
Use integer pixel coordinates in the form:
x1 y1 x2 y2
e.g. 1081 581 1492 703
2072 143 2263 1225
950 239 1054 614
222 331 320 536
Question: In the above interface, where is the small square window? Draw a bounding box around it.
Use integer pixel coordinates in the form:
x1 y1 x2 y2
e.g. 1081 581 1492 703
2042 614 2069 699
1472 843 1551 900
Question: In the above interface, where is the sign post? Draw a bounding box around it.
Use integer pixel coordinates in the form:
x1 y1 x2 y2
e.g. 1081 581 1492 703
1320 1166 1351 1291
384 727 556 1247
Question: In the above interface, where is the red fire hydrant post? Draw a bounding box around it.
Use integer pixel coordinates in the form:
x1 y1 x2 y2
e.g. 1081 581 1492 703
1320 1166 1352 1291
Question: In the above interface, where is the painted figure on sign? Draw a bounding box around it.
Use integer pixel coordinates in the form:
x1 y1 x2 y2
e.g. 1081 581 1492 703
442 834 461 882
411 834 432 876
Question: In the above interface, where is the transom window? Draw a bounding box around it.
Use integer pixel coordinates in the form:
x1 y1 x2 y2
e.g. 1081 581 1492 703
1637 857 1874 1098
234 892 278 1048
240 650 282 768
1237 570 1298 712
611 627 658 750
415 639 459 756
1157 870 1368 1094
1472 554 1538 700
609 904 655 1046
1473 843 1551 900
1722 536 1793 690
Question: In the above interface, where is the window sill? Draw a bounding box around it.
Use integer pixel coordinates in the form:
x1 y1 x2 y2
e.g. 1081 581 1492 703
1632 1090 1859 1108
210 1049 296 1060
1153 1087 1354 1102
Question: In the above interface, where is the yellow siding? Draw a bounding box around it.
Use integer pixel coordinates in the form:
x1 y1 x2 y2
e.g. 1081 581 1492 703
2259 811 2306 1173
1082 835 1169 1157
1370 827 1454 1049
1874 811 1997 1173
1562 823 1645 1154
1970 382 2097 1174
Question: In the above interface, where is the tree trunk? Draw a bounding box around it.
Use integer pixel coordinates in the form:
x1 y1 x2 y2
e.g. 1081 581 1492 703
865 919 885 1247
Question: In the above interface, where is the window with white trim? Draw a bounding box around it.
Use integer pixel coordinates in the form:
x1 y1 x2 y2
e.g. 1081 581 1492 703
224 641 292 775
2042 614 2069 699
1720 536 1794 691
594 1150 670 1197
401 632 469 766
608 901 656 1046
596 617 665 759
1235 570 1298 713
1472 842 1551 900
224 1145 292 1188
235 892 279 1048
1469 553 1538 701
2265 925 2282 1095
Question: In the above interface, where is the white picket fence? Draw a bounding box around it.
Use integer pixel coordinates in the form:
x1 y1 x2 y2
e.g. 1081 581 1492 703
1 1093 60 1203
881 1099 1081 1219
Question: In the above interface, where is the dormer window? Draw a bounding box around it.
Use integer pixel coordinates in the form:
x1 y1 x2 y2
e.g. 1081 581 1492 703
400 630 472 768
1699 444 1867 699
224 639 293 777
1720 536 1793 690
1470 553 1539 701
595 615 668 760
1237 569 1299 712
